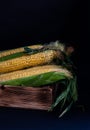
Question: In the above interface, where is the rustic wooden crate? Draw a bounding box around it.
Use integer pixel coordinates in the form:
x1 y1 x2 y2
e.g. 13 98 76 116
0 85 57 110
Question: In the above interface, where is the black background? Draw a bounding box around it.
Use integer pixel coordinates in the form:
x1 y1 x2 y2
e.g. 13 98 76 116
0 0 89 130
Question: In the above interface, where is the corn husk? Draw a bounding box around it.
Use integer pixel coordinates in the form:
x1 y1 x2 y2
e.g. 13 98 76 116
0 65 72 86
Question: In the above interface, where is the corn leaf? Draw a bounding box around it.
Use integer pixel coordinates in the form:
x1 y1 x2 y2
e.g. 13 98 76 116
0 52 25 62
0 72 67 87
49 77 78 117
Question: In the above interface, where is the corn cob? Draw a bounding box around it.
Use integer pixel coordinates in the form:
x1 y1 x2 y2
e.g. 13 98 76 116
0 50 62 74
0 45 43 58
0 41 66 59
0 65 72 86
0 41 69 63
0 41 73 61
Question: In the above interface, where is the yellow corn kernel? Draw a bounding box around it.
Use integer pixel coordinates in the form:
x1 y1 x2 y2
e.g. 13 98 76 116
0 50 59 74
0 65 72 82
0 45 43 58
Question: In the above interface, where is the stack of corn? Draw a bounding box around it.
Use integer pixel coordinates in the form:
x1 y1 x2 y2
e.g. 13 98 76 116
0 41 77 117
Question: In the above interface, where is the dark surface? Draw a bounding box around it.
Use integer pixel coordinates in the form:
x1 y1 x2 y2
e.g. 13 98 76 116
0 107 90 130
0 0 89 129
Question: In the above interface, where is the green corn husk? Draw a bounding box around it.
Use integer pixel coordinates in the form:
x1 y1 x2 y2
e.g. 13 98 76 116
0 47 40 62
0 71 70 87
49 76 78 117
0 52 25 62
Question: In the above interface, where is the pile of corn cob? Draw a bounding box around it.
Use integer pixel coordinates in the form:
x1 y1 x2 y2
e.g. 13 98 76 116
0 41 78 117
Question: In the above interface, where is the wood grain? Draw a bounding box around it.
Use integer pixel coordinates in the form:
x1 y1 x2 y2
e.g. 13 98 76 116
0 85 53 110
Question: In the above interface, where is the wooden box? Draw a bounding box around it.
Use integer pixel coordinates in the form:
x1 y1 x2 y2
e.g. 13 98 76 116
0 85 59 110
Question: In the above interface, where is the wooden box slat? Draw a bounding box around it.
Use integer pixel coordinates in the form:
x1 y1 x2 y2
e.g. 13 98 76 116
0 85 53 110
